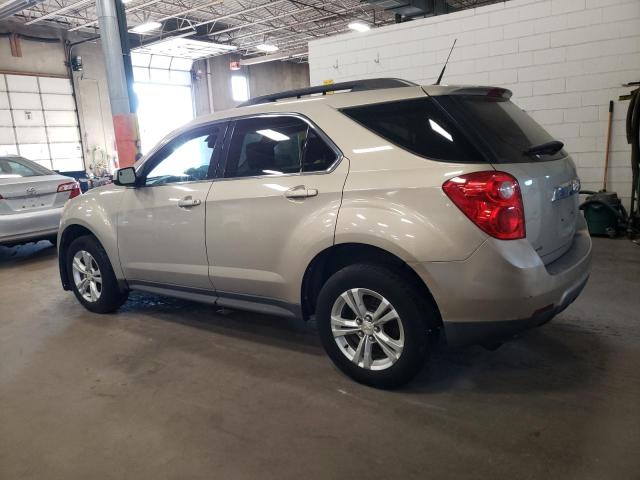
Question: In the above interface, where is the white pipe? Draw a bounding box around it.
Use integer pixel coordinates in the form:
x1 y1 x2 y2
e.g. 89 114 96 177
0 0 44 20
96 0 130 115
239 49 307 66
25 0 92 25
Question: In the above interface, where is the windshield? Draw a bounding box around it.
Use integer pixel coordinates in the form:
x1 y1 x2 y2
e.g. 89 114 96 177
435 96 566 163
0 157 55 178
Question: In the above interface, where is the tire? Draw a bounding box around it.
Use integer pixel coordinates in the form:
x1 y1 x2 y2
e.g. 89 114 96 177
316 264 434 389
66 235 128 313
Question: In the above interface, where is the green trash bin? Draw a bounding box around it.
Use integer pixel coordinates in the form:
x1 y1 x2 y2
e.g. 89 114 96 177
579 192 627 237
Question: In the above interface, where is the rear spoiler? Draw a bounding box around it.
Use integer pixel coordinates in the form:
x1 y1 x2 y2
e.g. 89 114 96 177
424 86 512 99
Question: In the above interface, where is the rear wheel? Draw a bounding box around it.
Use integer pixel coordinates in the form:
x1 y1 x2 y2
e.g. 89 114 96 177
66 235 128 313
316 264 434 389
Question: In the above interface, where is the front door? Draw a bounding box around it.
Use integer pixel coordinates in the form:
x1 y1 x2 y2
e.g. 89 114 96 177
205 115 348 305
117 122 226 290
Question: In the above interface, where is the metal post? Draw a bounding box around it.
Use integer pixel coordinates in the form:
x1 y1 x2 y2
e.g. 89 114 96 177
114 0 137 113
96 0 140 168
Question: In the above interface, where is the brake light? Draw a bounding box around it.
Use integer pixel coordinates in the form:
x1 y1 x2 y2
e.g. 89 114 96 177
442 171 525 240
57 181 81 199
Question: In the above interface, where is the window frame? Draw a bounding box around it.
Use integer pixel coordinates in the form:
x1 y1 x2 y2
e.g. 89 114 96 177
216 113 343 182
136 121 229 187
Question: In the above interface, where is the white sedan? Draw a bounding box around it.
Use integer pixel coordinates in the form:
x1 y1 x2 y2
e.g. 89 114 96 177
0 156 80 246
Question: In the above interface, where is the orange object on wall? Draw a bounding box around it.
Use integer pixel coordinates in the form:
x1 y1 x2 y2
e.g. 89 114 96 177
113 113 141 168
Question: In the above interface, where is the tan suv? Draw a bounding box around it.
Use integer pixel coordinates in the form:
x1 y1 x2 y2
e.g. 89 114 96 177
58 79 592 388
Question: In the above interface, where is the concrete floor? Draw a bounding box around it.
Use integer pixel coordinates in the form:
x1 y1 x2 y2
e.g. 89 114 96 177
0 238 639 479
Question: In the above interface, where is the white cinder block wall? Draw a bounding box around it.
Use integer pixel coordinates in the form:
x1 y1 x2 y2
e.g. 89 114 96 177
309 0 640 206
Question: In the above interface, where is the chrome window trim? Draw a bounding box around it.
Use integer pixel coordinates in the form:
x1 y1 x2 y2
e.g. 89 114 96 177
131 112 343 186
217 112 344 182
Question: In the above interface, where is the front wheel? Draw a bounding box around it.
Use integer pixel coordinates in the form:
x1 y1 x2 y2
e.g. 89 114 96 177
66 235 128 313
316 264 434 389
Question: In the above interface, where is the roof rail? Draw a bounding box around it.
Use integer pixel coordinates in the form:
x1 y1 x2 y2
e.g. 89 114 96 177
238 78 418 107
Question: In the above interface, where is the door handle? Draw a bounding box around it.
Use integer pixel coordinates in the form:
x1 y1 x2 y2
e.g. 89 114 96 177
284 186 318 199
178 196 202 208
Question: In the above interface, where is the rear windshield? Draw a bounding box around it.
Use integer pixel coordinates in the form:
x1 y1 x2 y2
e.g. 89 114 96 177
435 96 566 163
341 98 482 163
0 157 54 178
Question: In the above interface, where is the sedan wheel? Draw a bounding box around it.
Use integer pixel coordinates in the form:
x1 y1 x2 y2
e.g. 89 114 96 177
71 250 102 302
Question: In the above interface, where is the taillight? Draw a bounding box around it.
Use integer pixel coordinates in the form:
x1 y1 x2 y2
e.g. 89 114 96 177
442 171 525 240
57 181 81 199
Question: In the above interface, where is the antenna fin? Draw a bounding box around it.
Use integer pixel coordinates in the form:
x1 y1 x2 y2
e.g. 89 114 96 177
435 38 457 85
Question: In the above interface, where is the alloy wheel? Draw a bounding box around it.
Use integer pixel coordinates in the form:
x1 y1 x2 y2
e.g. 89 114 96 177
330 288 405 371
71 250 102 303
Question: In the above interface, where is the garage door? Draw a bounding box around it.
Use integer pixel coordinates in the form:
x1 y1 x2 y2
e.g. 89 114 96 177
0 73 83 173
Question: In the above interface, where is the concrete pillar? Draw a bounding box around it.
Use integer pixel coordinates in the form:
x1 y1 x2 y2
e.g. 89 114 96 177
96 0 140 168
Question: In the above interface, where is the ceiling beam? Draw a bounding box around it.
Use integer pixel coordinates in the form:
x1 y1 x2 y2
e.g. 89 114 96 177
68 0 166 31
25 0 92 25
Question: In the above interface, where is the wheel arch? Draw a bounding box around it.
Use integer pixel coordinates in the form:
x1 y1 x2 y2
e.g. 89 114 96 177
58 224 107 290
300 243 442 329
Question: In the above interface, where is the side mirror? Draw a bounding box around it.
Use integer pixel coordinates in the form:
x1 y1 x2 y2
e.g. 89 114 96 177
114 167 137 187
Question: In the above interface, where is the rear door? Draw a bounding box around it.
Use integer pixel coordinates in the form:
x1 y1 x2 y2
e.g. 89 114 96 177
436 94 580 264
117 122 226 290
205 114 347 305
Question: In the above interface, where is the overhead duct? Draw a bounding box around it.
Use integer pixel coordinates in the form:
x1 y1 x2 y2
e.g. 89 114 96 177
0 0 46 20
239 49 307 66
362 0 452 20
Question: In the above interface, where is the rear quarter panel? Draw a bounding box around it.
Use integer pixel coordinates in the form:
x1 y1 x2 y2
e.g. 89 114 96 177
330 110 490 265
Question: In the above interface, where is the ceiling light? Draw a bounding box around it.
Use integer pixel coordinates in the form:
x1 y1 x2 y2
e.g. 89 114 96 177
256 43 279 53
257 129 289 142
429 119 453 142
348 21 370 32
131 21 162 34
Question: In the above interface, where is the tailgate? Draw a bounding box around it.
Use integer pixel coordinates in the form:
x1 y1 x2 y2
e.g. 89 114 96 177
497 157 580 263
432 92 581 265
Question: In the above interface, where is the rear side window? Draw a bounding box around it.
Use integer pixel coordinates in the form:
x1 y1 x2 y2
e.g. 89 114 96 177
303 129 337 172
0 157 53 178
436 96 565 163
224 116 337 178
225 117 308 178
341 98 481 163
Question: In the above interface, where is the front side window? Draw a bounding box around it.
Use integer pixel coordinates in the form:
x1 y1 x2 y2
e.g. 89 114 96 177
145 124 223 186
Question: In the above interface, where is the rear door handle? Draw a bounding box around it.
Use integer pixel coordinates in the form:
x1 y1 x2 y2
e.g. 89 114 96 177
284 186 318 199
178 196 202 208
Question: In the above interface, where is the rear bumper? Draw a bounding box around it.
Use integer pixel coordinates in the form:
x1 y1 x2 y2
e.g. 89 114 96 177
412 217 592 347
442 274 588 347
0 207 63 245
